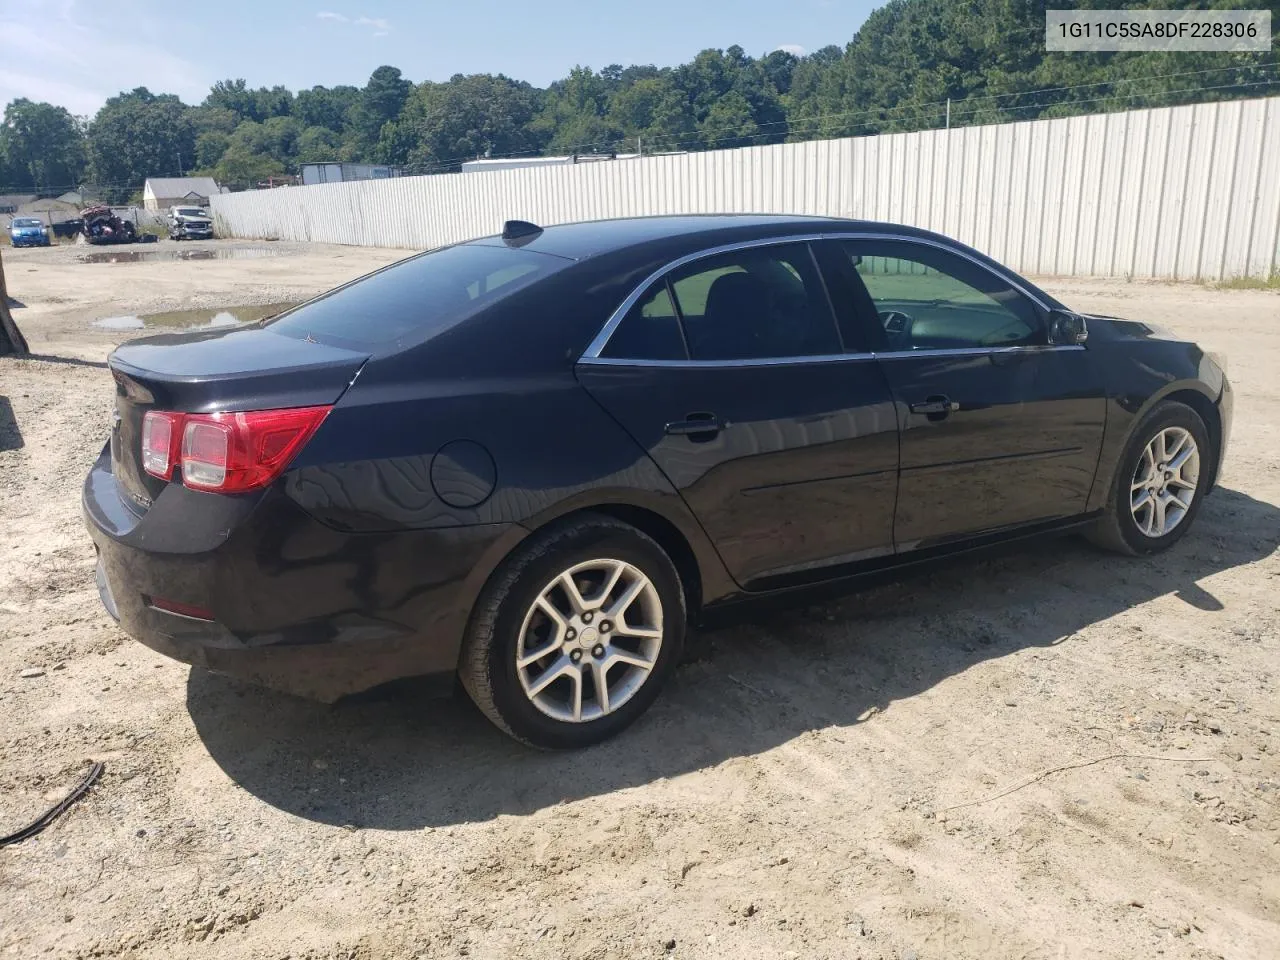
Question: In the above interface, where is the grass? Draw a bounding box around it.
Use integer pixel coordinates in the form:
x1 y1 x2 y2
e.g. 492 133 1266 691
1217 272 1280 291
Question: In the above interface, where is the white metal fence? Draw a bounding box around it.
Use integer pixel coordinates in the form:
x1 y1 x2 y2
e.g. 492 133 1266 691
211 95 1280 281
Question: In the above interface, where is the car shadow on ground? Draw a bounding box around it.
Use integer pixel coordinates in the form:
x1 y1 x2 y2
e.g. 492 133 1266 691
187 487 1280 829
0 396 23 451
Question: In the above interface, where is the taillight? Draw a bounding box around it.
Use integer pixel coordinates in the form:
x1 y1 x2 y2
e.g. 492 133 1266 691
142 406 330 493
141 411 181 479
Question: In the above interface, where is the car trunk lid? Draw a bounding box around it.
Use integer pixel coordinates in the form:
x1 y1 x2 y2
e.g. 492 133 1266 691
108 325 368 510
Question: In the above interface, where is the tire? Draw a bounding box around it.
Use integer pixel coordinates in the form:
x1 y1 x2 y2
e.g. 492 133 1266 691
459 514 686 749
1087 400 1211 556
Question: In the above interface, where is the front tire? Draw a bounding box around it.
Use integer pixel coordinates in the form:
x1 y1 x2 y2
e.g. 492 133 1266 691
1088 400 1210 555
459 515 685 749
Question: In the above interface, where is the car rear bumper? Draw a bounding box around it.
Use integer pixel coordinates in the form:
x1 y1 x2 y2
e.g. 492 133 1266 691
83 445 523 701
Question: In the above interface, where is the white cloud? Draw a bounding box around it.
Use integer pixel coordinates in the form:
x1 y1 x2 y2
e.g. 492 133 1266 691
774 44 807 57
0 0 206 117
317 11 391 33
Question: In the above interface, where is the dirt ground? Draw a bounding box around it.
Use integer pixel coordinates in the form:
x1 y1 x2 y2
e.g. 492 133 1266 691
1 238 1278 960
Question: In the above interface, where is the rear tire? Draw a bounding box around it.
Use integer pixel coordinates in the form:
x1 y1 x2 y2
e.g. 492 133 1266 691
459 514 686 749
1087 400 1210 556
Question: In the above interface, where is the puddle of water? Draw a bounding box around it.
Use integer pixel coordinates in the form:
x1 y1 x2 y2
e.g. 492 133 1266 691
93 302 297 331
79 247 283 264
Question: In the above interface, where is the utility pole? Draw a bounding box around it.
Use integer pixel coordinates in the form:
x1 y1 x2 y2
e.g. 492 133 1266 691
637 135 643 158
945 98 951 131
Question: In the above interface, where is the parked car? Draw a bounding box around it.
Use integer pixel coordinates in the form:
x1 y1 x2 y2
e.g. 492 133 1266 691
168 206 213 240
84 215 1232 748
8 217 50 247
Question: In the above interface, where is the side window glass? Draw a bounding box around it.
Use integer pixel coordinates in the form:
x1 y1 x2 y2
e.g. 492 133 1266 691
841 241 1041 351
666 243 841 361
600 282 687 361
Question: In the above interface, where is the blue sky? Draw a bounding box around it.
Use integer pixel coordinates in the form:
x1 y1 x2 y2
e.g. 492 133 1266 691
0 0 878 118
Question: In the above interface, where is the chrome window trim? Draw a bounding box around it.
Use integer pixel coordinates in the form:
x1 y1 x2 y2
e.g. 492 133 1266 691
580 352 876 369
577 343 1085 370
581 231 1055 361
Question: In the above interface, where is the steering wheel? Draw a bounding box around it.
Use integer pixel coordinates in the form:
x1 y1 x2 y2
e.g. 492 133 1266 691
879 310 915 350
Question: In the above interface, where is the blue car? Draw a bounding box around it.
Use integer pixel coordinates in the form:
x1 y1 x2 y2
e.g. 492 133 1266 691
9 217 51 247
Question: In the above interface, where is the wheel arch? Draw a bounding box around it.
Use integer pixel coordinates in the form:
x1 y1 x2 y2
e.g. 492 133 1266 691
1090 379 1222 514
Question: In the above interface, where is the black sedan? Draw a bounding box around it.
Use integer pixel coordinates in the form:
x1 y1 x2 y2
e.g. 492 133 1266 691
84 215 1232 748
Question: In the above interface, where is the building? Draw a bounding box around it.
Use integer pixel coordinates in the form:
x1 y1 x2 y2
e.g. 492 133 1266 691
142 177 224 211
460 154 641 174
300 163 401 186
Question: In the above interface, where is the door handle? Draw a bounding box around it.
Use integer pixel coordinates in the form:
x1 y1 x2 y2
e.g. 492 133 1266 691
909 396 960 418
665 412 724 441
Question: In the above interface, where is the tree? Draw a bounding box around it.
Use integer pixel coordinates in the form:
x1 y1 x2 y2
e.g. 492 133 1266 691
1 99 86 192
348 66 412 150
296 126 342 163
294 85 360 132
700 91 759 149
87 88 194 202
401 74 544 169
213 143 284 187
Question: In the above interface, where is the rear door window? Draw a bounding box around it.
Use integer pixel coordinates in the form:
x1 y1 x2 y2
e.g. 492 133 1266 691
268 243 570 349
600 282 688 361
666 242 841 361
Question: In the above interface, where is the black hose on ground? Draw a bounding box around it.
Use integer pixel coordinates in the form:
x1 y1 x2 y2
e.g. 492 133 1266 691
0 761 105 846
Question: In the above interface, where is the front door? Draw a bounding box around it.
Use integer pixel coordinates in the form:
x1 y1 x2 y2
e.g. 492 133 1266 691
822 238 1107 550
578 241 900 587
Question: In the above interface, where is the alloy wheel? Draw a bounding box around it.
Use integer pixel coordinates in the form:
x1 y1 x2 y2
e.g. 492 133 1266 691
1130 426 1199 538
515 558 663 723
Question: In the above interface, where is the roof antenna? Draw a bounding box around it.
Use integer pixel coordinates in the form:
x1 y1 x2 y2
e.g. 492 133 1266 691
501 219 543 246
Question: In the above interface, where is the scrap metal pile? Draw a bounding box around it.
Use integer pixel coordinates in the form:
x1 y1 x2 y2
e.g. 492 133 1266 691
78 205 138 245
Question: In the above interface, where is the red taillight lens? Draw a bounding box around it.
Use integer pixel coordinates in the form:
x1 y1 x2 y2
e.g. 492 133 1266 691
141 411 181 479
142 405 330 493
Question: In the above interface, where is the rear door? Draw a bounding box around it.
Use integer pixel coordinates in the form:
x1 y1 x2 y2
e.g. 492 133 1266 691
821 238 1106 550
577 240 899 589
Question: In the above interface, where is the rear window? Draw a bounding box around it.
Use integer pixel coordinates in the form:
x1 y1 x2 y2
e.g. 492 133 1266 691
267 243 568 349
12 218 41 227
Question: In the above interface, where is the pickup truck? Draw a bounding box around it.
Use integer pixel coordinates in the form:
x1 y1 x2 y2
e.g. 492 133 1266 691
168 206 214 240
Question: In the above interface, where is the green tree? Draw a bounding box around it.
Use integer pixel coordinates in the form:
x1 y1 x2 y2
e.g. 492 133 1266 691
1 99 86 192
296 126 343 163
213 144 284 187
294 85 360 132
348 66 412 150
87 88 194 202
401 74 544 169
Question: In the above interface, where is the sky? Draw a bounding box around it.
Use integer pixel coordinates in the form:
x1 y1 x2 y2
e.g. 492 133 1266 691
0 0 878 118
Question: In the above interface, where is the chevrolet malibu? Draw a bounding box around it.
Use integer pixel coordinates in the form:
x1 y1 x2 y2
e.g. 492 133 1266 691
84 215 1232 748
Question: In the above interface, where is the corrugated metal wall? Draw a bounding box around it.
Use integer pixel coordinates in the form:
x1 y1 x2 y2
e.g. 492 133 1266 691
211 96 1280 280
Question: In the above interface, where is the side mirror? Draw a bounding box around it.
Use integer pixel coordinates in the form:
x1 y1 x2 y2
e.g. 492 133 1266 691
1048 310 1088 345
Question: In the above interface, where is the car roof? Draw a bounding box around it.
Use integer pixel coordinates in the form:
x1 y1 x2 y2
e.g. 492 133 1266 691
465 214 868 260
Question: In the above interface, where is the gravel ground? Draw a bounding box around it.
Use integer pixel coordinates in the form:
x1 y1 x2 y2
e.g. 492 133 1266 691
1 239 1278 960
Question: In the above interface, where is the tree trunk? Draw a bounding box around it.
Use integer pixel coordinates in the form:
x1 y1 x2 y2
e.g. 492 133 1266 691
0 249 30 355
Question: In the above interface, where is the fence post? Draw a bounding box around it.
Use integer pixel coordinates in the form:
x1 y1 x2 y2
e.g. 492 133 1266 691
0 249 30 355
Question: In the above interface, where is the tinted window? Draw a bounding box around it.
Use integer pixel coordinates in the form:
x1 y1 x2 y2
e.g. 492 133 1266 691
838 240 1041 351
268 243 568 349
666 242 841 361
601 282 687 360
